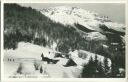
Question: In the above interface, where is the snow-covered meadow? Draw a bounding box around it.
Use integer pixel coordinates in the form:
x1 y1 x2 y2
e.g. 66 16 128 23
4 42 111 78
4 42 83 78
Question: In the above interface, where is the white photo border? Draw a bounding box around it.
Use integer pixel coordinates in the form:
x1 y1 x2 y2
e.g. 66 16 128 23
1 0 128 82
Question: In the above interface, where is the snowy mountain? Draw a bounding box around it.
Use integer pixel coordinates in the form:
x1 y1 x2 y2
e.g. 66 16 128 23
3 4 126 78
40 6 125 33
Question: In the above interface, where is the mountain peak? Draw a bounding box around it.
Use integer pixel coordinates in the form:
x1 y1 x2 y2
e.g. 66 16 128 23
40 6 125 32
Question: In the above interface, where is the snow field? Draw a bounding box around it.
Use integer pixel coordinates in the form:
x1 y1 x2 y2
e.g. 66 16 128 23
4 42 111 78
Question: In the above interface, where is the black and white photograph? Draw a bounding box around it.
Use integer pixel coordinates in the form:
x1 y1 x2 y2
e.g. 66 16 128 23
2 1 127 80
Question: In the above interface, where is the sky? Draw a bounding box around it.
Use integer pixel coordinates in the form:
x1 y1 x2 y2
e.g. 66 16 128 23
19 3 125 24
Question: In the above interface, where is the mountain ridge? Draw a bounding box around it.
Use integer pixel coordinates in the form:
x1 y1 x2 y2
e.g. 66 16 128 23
40 6 125 33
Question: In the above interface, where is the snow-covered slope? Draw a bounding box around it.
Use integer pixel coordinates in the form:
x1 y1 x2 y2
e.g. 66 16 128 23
3 42 84 78
40 6 125 32
69 50 111 67
4 42 56 61
4 42 111 67
86 32 107 41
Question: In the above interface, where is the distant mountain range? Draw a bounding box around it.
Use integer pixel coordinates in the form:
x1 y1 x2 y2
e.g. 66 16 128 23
41 6 125 33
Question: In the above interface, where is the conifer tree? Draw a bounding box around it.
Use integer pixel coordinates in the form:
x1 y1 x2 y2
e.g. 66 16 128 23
103 57 110 77
97 61 105 77
81 56 95 78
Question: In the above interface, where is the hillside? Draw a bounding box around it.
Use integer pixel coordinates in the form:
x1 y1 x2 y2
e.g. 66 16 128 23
4 3 125 72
